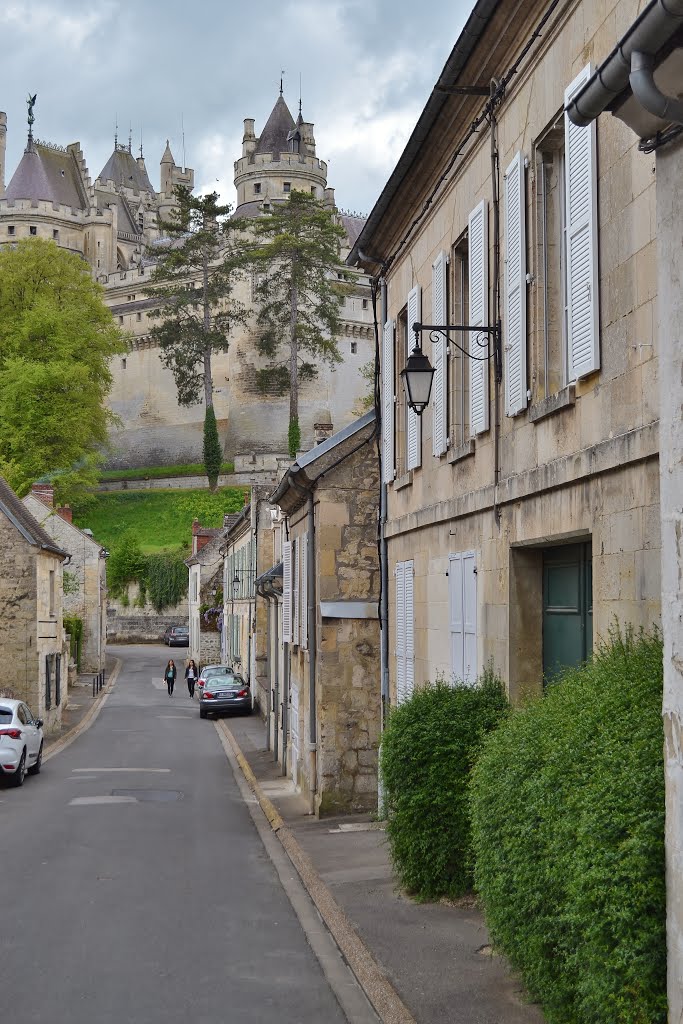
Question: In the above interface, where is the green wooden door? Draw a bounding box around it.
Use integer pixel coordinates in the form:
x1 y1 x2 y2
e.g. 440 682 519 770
543 542 592 683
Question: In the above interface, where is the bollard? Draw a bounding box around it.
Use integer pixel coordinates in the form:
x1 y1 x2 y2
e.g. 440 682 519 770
93 675 96 697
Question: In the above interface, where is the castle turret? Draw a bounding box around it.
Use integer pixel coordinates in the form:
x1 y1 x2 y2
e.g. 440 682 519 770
0 112 6 197
233 93 328 215
158 140 194 225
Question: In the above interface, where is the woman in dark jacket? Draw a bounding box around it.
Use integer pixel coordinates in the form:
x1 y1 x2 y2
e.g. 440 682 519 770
164 659 177 696
185 660 198 699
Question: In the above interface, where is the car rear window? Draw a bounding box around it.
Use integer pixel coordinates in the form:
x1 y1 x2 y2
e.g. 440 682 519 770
209 677 245 688
0 707 13 722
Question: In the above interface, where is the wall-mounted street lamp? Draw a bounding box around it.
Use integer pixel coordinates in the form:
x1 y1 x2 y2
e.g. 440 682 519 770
401 320 501 416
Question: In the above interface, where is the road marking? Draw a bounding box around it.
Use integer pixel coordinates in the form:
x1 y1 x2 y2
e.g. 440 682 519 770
69 796 138 805
157 714 195 719
71 768 171 774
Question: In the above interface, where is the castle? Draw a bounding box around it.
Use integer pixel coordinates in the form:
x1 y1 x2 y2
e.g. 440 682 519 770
0 95 374 468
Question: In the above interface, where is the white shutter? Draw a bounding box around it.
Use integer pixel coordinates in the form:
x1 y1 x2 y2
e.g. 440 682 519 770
504 151 527 416
449 553 464 682
432 252 448 456
300 533 308 650
468 200 490 435
395 562 406 703
282 539 292 643
293 538 299 646
406 286 422 470
565 65 599 381
404 560 415 699
382 320 395 483
462 551 477 684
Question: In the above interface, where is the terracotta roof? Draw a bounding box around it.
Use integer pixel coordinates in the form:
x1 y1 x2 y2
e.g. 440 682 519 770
98 146 154 192
254 95 296 159
5 142 87 209
0 477 67 557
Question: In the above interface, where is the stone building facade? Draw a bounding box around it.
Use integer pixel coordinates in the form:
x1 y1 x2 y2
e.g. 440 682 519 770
0 95 374 469
186 517 232 669
0 477 67 733
351 0 662 706
23 484 107 674
267 411 381 815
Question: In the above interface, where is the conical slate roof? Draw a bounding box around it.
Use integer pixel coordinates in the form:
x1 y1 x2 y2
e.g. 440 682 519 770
98 146 153 192
161 140 174 164
5 142 87 209
254 95 296 159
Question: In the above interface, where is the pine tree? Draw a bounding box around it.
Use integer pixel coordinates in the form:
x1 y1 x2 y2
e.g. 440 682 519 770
146 186 247 410
249 190 350 456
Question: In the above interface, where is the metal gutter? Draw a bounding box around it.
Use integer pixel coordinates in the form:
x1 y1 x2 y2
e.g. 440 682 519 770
566 0 683 127
348 0 499 266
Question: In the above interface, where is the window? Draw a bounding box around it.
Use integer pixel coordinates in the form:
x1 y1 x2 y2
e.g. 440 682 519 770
350 341 357 354
534 118 567 397
121 357 127 370
7 225 15 235
45 655 52 710
310 186 316 196
395 560 414 704
449 235 469 448
293 538 299 646
53 229 59 241
396 308 408 477
97 240 101 249
253 183 261 195
55 653 61 707
136 312 141 322
49 570 55 617
282 540 292 643
30 225 37 235
138 213 144 230
362 298 368 310
449 551 477 683
283 182 291 193
119 316 124 325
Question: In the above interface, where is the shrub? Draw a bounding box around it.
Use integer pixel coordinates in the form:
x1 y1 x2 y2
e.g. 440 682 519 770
145 553 187 612
380 671 508 900
63 615 83 669
203 406 222 490
288 417 301 458
471 625 665 1024
107 530 146 598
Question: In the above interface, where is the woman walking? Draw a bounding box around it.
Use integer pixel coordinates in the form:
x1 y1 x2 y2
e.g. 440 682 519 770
164 659 177 696
185 659 198 699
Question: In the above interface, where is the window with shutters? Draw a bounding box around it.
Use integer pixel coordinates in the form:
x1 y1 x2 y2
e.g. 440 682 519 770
282 539 292 643
432 252 449 457
448 551 477 684
534 117 568 397
395 560 415 704
534 73 598 397
293 538 300 647
449 233 470 448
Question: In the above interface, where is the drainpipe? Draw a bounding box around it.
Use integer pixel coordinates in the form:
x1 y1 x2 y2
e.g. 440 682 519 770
630 50 683 126
256 582 272 751
378 276 389 815
307 494 317 808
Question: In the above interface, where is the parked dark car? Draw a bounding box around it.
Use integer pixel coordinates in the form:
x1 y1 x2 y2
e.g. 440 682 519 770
163 625 189 647
199 674 251 718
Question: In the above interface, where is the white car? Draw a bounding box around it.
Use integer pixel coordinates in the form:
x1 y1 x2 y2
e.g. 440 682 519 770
0 699 44 787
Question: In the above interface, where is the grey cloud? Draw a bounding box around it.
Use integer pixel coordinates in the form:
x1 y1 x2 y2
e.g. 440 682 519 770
0 0 474 214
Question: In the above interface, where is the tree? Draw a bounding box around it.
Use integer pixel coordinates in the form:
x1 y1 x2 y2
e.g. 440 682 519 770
203 405 222 491
0 239 125 503
249 190 350 456
147 186 247 409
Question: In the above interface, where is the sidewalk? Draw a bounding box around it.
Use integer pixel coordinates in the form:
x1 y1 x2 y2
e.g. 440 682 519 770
224 713 545 1024
45 656 119 754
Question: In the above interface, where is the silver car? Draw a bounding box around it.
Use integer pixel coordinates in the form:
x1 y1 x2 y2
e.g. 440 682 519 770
199 674 251 719
0 699 44 787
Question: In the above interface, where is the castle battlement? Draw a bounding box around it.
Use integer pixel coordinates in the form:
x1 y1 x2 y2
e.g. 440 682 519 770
0 197 87 220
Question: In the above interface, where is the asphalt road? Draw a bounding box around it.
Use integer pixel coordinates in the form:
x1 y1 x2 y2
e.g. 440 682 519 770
0 644 348 1024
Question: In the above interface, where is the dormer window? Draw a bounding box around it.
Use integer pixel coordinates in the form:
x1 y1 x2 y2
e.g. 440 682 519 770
283 182 291 193
253 183 261 195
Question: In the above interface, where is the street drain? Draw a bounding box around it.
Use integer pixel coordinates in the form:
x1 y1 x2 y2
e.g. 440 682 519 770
111 789 184 802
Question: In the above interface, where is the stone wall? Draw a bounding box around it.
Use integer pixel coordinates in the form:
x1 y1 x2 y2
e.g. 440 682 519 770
107 584 188 644
0 516 38 706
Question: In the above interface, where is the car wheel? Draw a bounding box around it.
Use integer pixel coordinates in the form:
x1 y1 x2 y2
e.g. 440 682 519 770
10 750 26 787
199 708 207 719
28 742 43 775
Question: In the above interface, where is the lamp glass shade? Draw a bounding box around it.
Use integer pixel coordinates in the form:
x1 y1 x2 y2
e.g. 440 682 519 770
400 346 434 415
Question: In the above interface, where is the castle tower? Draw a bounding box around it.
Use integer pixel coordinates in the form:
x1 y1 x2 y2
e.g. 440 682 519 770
0 112 6 197
234 93 328 215
158 140 194 225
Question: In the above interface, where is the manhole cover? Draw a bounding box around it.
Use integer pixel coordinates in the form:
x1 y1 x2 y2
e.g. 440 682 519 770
111 789 184 802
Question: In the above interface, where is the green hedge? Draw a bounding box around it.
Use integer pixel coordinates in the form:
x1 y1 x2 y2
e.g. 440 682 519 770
380 672 508 900
63 615 83 670
471 626 666 1024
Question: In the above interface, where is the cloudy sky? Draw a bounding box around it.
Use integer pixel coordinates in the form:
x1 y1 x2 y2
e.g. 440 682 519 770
0 0 473 216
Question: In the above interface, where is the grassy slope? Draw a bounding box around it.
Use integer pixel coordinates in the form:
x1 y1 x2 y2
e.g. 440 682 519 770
72 486 247 554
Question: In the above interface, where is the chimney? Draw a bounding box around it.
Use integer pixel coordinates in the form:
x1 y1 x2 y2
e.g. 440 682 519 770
192 518 200 535
243 490 250 507
57 505 73 524
31 482 54 507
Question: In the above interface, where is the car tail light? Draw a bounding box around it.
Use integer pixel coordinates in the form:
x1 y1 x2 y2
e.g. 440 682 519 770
203 691 215 700
0 728 22 740
237 689 249 698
